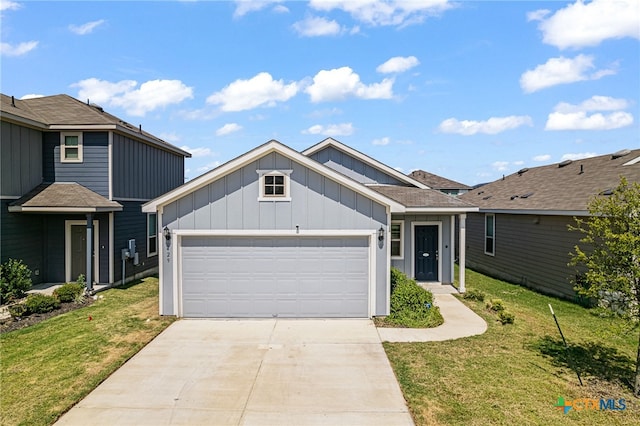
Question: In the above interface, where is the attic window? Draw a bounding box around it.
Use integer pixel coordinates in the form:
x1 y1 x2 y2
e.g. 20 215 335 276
60 132 83 163
257 170 292 202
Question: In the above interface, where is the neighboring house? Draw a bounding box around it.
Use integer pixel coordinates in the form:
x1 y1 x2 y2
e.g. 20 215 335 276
460 149 640 299
409 170 471 195
142 138 478 318
0 94 190 290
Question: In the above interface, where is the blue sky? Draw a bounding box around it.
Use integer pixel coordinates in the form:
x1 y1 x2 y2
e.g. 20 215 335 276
1 0 638 185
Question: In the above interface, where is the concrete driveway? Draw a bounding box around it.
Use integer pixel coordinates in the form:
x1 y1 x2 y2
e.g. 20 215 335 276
56 319 413 425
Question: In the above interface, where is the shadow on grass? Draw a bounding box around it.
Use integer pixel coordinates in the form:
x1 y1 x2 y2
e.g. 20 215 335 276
530 335 635 391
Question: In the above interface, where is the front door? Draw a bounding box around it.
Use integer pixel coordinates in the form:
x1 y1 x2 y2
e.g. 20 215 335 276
415 225 438 281
70 225 86 280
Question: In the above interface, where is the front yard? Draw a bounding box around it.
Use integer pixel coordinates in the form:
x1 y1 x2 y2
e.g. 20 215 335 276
0 277 175 426
384 268 638 425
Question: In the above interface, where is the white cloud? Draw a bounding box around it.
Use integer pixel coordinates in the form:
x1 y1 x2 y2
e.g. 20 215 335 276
492 161 510 172
305 67 394 102
520 55 615 93
526 9 549 22
0 41 38 56
293 16 343 37
69 19 106 35
159 132 180 143
377 56 420 74
309 0 453 27
207 72 299 112
233 0 284 17
0 1 21 11
534 0 640 49
533 154 551 162
372 137 390 146
197 161 222 173
561 152 598 161
20 94 44 99
438 115 533 135
216 123 243 136
180 146 213 158
553 95 630 114
72 78 193 116
545 95 634 130
303 123 354 136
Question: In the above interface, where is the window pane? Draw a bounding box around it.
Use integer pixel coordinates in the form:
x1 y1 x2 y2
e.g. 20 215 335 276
274 175 284 184
485 237 494 254
265 175 274 184
149 236 157 254
391 241 401 257
274 186 284 195
391 224 401 239
486 215 494 237
265 186 274 195
65 136 79 147
148 214 157 236
65 148 79 159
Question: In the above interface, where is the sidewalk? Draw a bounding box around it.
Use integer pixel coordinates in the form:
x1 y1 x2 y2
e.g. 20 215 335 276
376 293 488 343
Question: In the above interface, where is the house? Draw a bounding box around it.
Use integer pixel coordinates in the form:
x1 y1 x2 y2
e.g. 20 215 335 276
409 170 471 195
142 138 478 318
0 94 190 291
459 149 640 299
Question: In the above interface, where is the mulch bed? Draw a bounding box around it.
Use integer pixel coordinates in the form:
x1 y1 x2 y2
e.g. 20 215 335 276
0 297 95 334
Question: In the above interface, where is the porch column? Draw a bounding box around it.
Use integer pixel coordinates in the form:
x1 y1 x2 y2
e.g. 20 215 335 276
458 213 466 293
86 213 93 292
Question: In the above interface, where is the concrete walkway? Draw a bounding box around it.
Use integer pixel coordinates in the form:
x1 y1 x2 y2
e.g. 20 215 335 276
55 319 413 426
377 293 488 342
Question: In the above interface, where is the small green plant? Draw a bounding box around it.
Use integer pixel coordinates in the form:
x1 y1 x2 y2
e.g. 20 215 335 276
498 311 515 325
387 268 443 328
0 259 32 304
463 288 485 302
76 274 86 287
8 303 27 319
53 283 85 303
486 298 506 312
24 294 59 314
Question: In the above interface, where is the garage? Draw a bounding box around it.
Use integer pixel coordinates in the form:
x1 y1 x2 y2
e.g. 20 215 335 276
179 235 371 318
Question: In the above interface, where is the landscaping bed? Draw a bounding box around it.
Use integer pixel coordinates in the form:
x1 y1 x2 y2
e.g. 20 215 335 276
0 296 94 334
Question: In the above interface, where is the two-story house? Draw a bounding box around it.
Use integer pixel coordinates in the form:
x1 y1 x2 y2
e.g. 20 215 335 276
0 93 190 291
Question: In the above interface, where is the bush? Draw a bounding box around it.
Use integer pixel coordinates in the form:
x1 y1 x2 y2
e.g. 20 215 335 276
8 303 27 318
0 259 32 304
53 283 85 303
486 298 506 312
498 311 515 325
388 268 443 328
24 294 59 314
463 288 485 302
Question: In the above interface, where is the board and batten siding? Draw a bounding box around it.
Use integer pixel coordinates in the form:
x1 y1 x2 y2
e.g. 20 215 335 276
113 201 159 283
466 212 580 299
43 132 109 197
160 151 389 316
1 122 43 196
309 145 407 186
112 133 184 200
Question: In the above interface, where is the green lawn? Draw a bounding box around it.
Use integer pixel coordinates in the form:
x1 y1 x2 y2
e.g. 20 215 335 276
0 277 175 426
384 268 639 425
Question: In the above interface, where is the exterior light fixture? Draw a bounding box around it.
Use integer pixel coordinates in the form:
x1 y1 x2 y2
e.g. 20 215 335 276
163 226 171 242
378 226 385 242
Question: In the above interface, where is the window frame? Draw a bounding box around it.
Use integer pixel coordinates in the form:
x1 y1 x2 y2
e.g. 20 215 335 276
60 132 83 163
257 170 292 202
147 213 158 257
484 213 495 256
390 220 404 259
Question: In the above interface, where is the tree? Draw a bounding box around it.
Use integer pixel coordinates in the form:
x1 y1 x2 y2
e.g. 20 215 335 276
569 177 640 396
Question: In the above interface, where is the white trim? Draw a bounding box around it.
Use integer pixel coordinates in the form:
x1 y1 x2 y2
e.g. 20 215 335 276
477 209 589 216
450 214 455 284
147 213 158 257
390 220 404 260
623 155 640 166
458 213 467 293
257 169 292 202
0 195 21 200
65 220 99 283
142 140 405 213
113 197 152 202
158 207 164 315
8 206 121 213
172 229 376 318
60 132 83 163
108 132 113 200
109 212 114 284
385 208 392 316
484 213 495 256
410 221 442 283
405 207 479 213
302 138 431 189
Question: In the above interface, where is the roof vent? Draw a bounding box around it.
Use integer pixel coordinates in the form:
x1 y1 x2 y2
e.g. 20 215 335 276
558 159 572 168
600 188 614 196
482 195 492 200
510 195 519 200
612 149 631 159
521 192 534 199
517 168 529 175
477 190 485 195
89 103 103 112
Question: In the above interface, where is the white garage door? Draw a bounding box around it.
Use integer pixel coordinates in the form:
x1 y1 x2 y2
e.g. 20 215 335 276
180 236 370 318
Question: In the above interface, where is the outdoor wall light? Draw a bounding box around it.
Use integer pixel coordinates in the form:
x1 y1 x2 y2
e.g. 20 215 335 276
378 226 385 242
163 226 171 241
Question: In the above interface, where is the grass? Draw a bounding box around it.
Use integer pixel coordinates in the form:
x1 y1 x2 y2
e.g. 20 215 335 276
0 276 175 426
383 268 639 425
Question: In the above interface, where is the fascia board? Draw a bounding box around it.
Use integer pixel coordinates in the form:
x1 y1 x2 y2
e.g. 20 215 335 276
475 208 589 216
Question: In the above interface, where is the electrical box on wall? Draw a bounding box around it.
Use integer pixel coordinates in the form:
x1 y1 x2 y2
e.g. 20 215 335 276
128 239 136 255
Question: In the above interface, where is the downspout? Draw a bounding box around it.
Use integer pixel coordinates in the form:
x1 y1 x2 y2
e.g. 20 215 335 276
85 213 93 292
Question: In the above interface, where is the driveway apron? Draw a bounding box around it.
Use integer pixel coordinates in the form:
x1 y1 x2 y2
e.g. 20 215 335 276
56 319 413 426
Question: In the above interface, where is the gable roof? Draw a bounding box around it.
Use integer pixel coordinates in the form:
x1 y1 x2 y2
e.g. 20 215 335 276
8 182 123 213
460 149 640 215
143 140 406 213
302 138 430 189
369 185 477 213
0 93 190 157
409 170 471 191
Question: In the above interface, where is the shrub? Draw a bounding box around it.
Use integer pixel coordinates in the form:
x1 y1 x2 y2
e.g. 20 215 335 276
498 311 515 325
390 267 405 294
486 298 506 312
0 259 32 304
53 283 85 303
388 269 443 328
24 294 59 314
8 303 27 318
463 288 485 302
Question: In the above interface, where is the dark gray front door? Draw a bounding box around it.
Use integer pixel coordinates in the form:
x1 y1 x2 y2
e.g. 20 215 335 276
71 225 86 280
415 225 438 281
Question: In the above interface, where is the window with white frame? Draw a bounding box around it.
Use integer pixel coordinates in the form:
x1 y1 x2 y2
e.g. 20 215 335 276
391 221 403 258
147 213 157 256
61 132 83 163
257 170 292 201
485 213 495 256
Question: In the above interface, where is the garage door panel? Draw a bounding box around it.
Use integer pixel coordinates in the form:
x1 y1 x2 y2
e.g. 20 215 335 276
180 236 369 318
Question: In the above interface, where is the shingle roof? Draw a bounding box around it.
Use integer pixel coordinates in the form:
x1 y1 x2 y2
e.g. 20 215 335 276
9 183 123 212
409 170 471 190
459 149 640 213
369 185 476 209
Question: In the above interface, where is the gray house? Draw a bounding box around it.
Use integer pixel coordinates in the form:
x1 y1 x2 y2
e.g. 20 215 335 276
0 94 190 289
143 138 477 318
460 149 640 299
